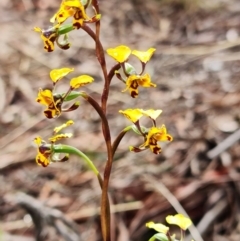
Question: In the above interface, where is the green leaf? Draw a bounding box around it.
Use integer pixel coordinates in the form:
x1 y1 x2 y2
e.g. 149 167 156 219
53 144 99 175
63 91 81 101
58 23 74 35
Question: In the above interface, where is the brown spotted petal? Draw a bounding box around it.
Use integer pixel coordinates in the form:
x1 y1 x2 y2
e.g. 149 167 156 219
122 73 156 98
122 75 139 98
34 137 52 167
140 126 173 155
36 89 62 118
43 95 63 119
63 101 80 112
56 35 71 50
34 27 58 52
129 146 146 153
51 154 70 163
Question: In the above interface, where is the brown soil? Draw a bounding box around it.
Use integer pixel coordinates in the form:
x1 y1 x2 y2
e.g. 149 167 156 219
0 0 240 241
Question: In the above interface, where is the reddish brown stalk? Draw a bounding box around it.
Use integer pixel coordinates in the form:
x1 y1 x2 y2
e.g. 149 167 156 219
81 24 96 41
82 22 109 114
81 24 108 138
80 92 112 241
84 3 113 240
108 63 121 84
112 130 128 157
83 3 118 239
92 0 109 113
92 0 100 14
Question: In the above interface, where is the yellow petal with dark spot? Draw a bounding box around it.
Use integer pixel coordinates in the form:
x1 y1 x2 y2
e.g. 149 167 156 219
36 89 54 106
34 136 43 146
36 153 50 167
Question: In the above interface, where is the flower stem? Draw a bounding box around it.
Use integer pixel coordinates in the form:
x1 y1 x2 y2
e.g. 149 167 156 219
79 92 112 241
82 6 113 239
54 144 105 193
108 63 121 84
166 232 173 241
81 24 109 113
112 126 132 156
53 144 99 175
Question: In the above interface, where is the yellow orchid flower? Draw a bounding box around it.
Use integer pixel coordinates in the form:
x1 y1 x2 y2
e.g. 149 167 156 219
107 45 156 97
132 48 156 63
36 89 62 119
106 45 131 63
120 109 173 154
166 214 192 231
50 1 76 25
122 73 156 98
146 221 169 234
34 137 52 167
51 0 99 29
36 87 80 119
37 68 93 118
70 75 94 89
34 27 58 52
34 25 72 52
140 125 173 154
50 67 74 83
119 109 163 123
34 120 73 167
51 0 87 24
